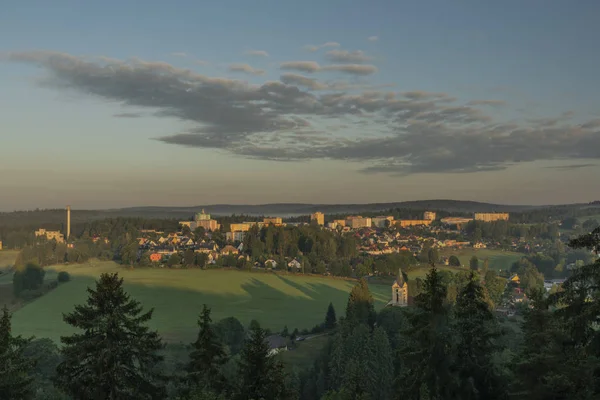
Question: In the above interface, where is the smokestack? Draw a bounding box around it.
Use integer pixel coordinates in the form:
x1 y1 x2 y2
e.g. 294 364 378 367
66 205 71 240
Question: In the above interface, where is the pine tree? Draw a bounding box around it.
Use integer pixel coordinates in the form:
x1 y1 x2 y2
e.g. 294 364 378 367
55 273 166 400
367 327 393 400
186 305 228 395
0 306 35 399
345 278 376 328
236 322 289 400
325 302 337 329
515 289 591 399
454 272 507 399
398 265 457 399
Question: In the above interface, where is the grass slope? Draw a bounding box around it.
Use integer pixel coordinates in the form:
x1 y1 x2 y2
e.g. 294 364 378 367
439 248 524 272
0 250 18 269
11 261 390 343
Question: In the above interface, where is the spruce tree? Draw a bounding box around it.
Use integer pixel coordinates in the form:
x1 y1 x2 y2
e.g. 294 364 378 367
515 289 590 399
367 326 394 400
55 273 166 400
325 302 337 329
454 272 507 399
398 265 457 399
186 305 228 395
345 278 376 328
0 306 35 400
236 322 289 400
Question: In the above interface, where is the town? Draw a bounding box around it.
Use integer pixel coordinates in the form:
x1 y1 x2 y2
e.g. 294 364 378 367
25 205 598 317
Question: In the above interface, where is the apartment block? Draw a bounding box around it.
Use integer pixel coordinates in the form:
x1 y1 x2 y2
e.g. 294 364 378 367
394 219 432 228
345 216 372 229
372 216 394 228
474 213 509 222
263 217 283 226
424 211 437 221
311 212 325 226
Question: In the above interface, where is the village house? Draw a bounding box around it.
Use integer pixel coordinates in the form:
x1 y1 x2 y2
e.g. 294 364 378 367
221 245 239 255
287 259 302 270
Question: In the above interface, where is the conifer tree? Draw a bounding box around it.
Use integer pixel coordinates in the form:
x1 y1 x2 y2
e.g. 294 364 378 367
0 306 35 400
325 302 337 329
55 273 166 400
398 265 457 399
515 289 591 399
454 272 507 399
236 322 289 400
345 278 376 328
367 326 393 400
186 305 228 395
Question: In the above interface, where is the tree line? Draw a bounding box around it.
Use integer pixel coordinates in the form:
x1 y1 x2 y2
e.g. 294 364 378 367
298 227 600 399
2 227 600 399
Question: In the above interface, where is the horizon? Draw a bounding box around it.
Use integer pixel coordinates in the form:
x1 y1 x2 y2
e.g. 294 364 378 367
1 198 597 214
2 0 600 209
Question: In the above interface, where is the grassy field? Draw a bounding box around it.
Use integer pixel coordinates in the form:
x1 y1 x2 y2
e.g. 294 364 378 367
10 261 390 343
439 248 524 272
0 250 18 269
279 334 331 371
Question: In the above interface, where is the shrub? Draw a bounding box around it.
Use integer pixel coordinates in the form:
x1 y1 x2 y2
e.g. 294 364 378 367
57 271 71 283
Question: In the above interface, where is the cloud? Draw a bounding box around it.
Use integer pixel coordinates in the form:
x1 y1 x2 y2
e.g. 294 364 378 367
113 112 142 118
544 163 598 171
280 61 321 73
245 50 269 57
466 99 506 107
304 42 341 52
280 61 377 75
280 73 394 92
280 73 328 90
368 36 379 42
324 64 378 75
171 52 188 57
228 63 265 76
325 50 372 64
5 50 600 175
194 60 209 66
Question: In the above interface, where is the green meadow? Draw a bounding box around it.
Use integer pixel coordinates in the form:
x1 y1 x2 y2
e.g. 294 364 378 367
439 248 524 272
0 249 18 269
10 261 391 343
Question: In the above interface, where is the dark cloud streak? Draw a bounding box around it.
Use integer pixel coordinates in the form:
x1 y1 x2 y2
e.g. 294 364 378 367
4 50 600 175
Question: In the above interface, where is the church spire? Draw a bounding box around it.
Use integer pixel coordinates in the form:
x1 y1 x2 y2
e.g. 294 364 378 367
396 268 404 286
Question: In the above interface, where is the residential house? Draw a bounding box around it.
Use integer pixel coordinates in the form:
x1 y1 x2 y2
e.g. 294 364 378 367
221 245 239 255
287 259 302 270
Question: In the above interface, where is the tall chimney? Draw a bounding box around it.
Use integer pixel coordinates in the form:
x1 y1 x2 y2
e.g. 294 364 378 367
66 205 71 240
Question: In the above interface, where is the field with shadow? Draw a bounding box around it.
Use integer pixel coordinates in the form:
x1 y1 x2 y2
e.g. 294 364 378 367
11 261 390 343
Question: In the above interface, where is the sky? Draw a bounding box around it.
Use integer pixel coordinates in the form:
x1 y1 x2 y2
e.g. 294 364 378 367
1 0 600 211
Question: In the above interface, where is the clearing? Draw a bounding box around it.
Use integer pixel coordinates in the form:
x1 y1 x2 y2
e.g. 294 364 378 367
439 248 524 272
10 261 390 343
0 250 18 270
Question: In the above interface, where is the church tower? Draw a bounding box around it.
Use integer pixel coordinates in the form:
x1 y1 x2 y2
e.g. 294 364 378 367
391 268 408 307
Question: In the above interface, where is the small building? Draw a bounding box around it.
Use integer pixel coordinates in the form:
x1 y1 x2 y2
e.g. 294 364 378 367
266 335 288 356
288 259 302 270
264 259 278 269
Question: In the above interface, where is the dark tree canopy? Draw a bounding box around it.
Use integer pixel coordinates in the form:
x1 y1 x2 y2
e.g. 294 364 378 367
235 322 289 400
325 302 337 330
0 306 35 400
55 273 166 400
